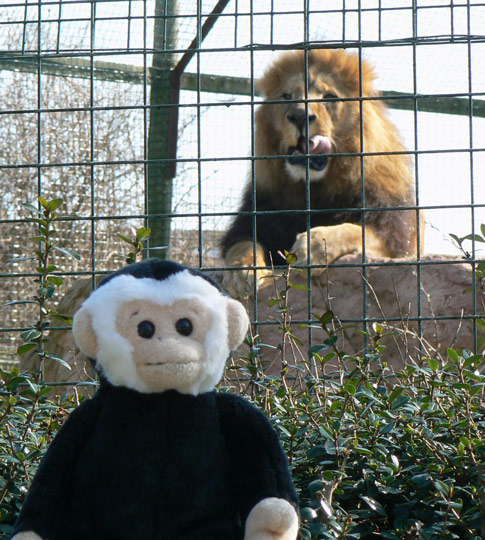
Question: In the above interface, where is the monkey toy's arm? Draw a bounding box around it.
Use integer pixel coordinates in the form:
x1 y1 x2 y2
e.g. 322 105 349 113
217 393 299 540
11 397 100 540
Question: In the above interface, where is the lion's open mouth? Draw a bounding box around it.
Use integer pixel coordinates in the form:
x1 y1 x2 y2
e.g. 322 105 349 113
288 135 333 171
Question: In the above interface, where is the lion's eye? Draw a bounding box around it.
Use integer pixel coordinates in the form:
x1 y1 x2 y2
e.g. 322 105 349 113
324 92 338 100
281 93 292 100
175 318 193 336
138 320 155 339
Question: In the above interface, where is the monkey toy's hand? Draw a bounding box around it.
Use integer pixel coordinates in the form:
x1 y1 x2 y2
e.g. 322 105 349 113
244 497 299 540
11 532 43 540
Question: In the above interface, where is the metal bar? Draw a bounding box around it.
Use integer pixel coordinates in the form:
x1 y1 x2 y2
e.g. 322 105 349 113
145 0 177 258
412 0 424 357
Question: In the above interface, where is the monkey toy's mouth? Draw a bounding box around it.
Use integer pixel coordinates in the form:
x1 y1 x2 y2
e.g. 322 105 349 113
145 361 193 367
288 135 333 171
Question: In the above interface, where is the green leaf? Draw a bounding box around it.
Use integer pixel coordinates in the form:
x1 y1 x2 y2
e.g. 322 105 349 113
343 380 357 395
21 329 41 342
314 311 334 325
298 529 311 540
287 333 304 346
449 233 461 244
388 386 404 404
43 353 72 370
51 313 73 325
391 395 410 410
411 473 432 486
380 421 396 434
300 507 318 521
3 300 38 307
283 251 297 264
308 480 325 492
434 480 450 495
277 424 292 438
116 233 133 244
463 233 485 243
25 377 40 394
447 348 460 364
17 343 37 355
52 245 81 261
355 446 373 455
38 196 49 208
135 227 151 240
47 276 64 286
360 495 387 516
45 198 63 211
22 202 42 215
289 284 310 291
428 358 439 371
319 425 334 441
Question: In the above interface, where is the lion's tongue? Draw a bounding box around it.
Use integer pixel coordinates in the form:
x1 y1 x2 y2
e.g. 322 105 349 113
309 135 332 154
289 135 332 171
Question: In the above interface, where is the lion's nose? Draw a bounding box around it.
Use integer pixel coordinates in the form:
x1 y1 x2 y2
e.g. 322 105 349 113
287 107 316 129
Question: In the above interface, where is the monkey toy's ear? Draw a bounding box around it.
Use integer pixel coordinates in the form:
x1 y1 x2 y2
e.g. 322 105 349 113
226 298 250 351
72 307 99 360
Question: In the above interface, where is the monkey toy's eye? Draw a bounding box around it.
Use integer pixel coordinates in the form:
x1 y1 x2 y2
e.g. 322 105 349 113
281 92 292 100
175 318 193 336
138 320 155 339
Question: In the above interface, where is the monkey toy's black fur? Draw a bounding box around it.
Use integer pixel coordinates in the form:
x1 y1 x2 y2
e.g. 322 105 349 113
12 260 298 540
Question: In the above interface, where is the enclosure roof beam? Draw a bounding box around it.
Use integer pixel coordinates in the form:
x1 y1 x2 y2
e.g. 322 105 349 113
0 54 484 118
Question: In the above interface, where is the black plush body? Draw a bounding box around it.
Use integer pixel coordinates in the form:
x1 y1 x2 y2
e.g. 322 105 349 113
13 381 297 540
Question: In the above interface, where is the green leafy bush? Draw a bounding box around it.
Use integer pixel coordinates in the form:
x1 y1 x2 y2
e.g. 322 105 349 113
249 341 484 539
234 255 484 538
1 206 483 539
0 369 77 538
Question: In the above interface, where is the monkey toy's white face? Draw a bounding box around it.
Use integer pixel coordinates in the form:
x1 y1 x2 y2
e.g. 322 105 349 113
115 298 212 392
72 270 249 395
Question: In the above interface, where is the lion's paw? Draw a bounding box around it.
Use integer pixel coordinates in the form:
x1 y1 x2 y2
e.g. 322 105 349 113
291 224 364 273
291 228 333 272
222 267 275 299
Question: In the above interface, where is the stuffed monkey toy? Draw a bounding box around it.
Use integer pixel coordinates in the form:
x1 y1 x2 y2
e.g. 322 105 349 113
11 259 299 540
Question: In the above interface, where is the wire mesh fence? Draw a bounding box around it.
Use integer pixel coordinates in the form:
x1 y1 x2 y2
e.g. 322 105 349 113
0 1 484 382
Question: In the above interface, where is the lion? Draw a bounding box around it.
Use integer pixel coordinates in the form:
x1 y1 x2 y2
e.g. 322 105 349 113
220 48 422 299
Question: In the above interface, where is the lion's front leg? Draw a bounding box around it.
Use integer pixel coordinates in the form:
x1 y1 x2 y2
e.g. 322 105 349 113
291 223 388 275
223 241 275 299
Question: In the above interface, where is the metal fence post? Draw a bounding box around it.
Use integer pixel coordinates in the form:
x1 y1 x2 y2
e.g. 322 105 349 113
146 0 178 259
